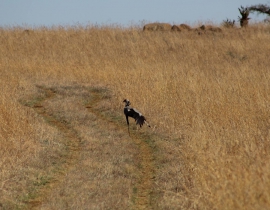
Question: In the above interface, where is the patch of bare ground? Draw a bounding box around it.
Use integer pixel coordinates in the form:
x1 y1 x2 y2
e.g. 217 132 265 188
19 85 158 209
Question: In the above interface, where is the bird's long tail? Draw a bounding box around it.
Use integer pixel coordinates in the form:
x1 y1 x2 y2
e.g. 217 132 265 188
136 116 151 128
144 120 151 128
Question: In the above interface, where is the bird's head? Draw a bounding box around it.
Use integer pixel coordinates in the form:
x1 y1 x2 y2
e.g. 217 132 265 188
123 99 131 106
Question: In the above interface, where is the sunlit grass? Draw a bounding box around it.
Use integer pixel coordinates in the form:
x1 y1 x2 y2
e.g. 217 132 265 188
1 23 270 209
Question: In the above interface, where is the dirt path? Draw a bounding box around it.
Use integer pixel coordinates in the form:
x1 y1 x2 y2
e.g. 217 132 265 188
24 86 83 209
131 137 155 209
23 85 157 209
86 90 156 209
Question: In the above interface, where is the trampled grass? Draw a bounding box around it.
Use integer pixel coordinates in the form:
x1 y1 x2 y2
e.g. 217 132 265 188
0 23 270 209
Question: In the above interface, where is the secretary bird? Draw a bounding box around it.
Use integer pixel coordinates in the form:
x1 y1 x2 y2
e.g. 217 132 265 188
123 99 150 136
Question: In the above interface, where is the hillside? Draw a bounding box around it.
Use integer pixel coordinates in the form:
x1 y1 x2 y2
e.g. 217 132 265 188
1 24 270 209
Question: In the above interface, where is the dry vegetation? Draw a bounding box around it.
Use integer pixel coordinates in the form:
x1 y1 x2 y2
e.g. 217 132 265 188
1 23 270 209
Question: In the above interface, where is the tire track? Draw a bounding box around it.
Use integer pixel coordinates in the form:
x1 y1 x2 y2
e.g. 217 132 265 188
23 86 83 209
86 89 156 209
23 85 156 209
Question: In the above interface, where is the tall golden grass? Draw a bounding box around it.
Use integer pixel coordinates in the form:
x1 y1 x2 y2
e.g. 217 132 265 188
1 24 270 209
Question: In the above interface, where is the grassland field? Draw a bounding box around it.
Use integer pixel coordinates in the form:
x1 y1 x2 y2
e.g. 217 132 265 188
1 23 270 209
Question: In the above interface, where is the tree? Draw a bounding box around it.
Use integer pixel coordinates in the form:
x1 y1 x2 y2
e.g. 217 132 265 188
238 6 250 27
248 4 270 16
222 18 236 28
248 4 270 22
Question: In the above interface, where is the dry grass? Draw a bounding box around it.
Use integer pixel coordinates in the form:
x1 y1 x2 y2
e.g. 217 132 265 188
0 23 270 209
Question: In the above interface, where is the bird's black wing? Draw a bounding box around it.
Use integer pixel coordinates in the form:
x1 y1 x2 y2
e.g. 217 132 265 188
136 115 146 127
124 107 146 127
130 108 146 127
125 107 139 119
